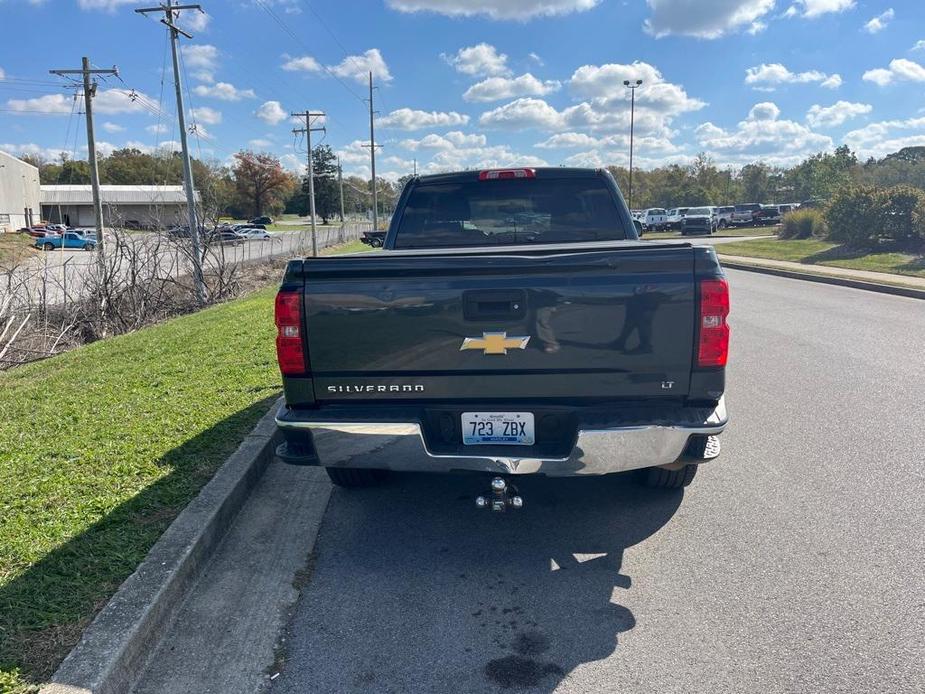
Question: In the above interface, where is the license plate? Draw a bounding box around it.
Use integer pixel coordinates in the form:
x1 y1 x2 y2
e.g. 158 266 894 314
462 412 534 445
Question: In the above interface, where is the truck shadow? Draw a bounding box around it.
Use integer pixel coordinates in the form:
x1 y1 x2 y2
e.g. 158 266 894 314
287 442 684 693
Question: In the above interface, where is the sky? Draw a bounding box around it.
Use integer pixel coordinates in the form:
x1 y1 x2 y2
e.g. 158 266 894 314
0 0 923 180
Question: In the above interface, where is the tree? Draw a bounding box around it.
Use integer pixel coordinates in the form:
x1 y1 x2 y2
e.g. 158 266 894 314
294 145 339 224
231 151 296 217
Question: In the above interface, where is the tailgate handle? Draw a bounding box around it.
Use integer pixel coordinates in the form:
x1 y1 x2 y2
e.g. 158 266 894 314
463 289 527 321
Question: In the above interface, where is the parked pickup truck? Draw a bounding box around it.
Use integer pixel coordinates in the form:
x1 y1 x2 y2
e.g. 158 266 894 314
274 168 729 507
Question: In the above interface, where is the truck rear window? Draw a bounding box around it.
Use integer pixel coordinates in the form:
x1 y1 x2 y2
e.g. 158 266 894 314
393 177 627 249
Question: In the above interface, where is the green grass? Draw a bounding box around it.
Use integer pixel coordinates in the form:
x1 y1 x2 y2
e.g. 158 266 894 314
321 239 374 255
0 234 36 266
715 237 925 279
0 288 281 691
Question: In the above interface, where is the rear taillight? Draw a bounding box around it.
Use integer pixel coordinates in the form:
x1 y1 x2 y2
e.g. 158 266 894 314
697 279 730 368
478 168 536 180
275 290 306 376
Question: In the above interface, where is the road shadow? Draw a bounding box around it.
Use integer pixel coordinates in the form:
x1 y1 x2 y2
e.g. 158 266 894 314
0 396 278 687
273 437 684 693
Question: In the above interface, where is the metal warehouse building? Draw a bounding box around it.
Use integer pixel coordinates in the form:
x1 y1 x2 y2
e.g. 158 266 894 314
40 185 200 230
0 150 42 233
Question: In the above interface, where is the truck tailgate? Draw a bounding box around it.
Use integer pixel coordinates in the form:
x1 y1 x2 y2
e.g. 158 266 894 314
302 244 696 402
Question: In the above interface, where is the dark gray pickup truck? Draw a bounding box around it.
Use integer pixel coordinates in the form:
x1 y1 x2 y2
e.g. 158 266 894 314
274 168 729 507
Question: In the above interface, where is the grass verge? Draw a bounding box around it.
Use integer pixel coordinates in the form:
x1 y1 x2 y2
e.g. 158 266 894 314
0 287 280 692
0 234 36 266
715 238 925 279
642 227 777 240
320 239 373 255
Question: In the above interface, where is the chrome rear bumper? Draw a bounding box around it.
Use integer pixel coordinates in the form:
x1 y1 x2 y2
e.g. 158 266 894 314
275 398 727 476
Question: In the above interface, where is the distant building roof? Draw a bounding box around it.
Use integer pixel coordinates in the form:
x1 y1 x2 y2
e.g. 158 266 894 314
40 185 200 205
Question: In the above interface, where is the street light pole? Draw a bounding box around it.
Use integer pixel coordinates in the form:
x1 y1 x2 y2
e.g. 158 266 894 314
623 78 643 211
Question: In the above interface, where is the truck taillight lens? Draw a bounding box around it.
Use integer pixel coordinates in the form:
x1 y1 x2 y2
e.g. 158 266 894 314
275 291 306 376
697 279 730 368
478 168 536 180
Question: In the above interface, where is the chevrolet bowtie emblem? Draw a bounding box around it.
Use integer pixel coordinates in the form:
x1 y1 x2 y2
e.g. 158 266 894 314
460 332 530 355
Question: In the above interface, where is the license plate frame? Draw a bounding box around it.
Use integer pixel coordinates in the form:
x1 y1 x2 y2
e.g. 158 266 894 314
461 412 535 445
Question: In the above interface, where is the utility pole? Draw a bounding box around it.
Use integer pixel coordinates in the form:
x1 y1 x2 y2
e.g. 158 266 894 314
49 58 117 271
361 72 381 231
136 0 207 305
413 158 417 176
623 78 643 211
337 156 345 224
291 110 326 257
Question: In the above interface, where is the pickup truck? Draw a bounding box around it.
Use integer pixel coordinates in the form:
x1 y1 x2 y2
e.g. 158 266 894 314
274 168 729 507
640 208 668 231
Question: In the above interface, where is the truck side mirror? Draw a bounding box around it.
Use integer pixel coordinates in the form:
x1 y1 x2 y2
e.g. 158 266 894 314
633 219 643 235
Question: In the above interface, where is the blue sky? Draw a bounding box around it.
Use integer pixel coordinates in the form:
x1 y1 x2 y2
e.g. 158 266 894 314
1 0 923 179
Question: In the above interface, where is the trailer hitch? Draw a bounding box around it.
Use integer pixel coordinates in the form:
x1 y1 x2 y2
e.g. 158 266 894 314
476 476 523 512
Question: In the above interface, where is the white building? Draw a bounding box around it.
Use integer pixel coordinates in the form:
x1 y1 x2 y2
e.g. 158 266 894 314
41 185 200 230
0 150 42 233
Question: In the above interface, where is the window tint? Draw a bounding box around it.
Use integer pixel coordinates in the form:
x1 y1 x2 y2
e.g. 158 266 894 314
394 177 627 249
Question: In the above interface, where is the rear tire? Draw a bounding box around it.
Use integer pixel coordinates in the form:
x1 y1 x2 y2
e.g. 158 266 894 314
639 464 698 489
325 467 389 488
43 242 54 251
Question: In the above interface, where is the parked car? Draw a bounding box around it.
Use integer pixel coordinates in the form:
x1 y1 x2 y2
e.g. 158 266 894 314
680 207 717 236
249 216 273 225
274 167 729 497
777 203 798 216
641 208 668 231
23 227 58 238
360 230 386 248
715 206 735 229
236 227 271 240
35 231 96 251
666 207 690 230
757 205 782 225
731 203 762 226
208 230 246 246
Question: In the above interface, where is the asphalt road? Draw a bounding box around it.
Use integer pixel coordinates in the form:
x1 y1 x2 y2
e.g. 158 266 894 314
269 269 925 693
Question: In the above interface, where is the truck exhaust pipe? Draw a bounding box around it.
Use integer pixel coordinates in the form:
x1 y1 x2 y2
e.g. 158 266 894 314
476 476 523 512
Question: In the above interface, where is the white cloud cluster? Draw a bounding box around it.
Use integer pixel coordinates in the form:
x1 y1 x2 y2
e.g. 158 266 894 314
695 101 833 166
744 63 841 89
182 44 219 83
377 108 470 130
844 116 925 158
463 73 561 102
386 0 600 21
282 55 321 73
330 49 392 84
441 44 510 76
102 122 125 133
399 131 488 150
190 106 222 125
255 100 288 125
5 89 155 115
193 82 256 101
863 8 894 34
77 0 135 11
805 101 872 127
784 0 855 19
177 9 210 33
644 0 775 39
863 58 925 86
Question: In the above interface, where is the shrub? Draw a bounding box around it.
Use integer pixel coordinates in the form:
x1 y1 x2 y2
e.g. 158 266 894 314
825 185 925 250
779 208 827 239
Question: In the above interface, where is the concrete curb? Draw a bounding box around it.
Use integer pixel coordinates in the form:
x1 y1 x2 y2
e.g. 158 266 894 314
42 397 285 694
718 257 925 300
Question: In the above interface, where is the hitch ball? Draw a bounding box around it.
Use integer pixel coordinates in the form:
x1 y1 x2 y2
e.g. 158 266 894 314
511 496 524 509
475 496 488 509
490 477 507 492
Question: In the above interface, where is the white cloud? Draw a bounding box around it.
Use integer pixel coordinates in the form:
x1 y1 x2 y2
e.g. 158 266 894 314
786 0 855 19
190 106 222 124
569 61 705 118
912 40 925 52
644 0 775 39
695 101 833 166
386 0 600 21
280 153 305 174
863 8 894 34
145 123 169 135
255 100 288 125
863 58 925 86
399 131 488 150
192 82 256 101
5 89 154 115
282 55 321 73
329 49 392 84
806 101 872 127
0 142 71 162
0 67 5 81
844 116 925 158
528 52 544 66
534 132 600 149
177 9 210 33
479 97 565 130
77 0 135 11
441 44 510 76
102 121 125 133
377 108 470 130
463 73 561 102
181 44 219 83
248 139 274 149
744 63 839 89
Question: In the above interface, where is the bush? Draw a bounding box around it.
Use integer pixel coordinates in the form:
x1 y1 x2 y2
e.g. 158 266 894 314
826 185 925 249
779 208 827 239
